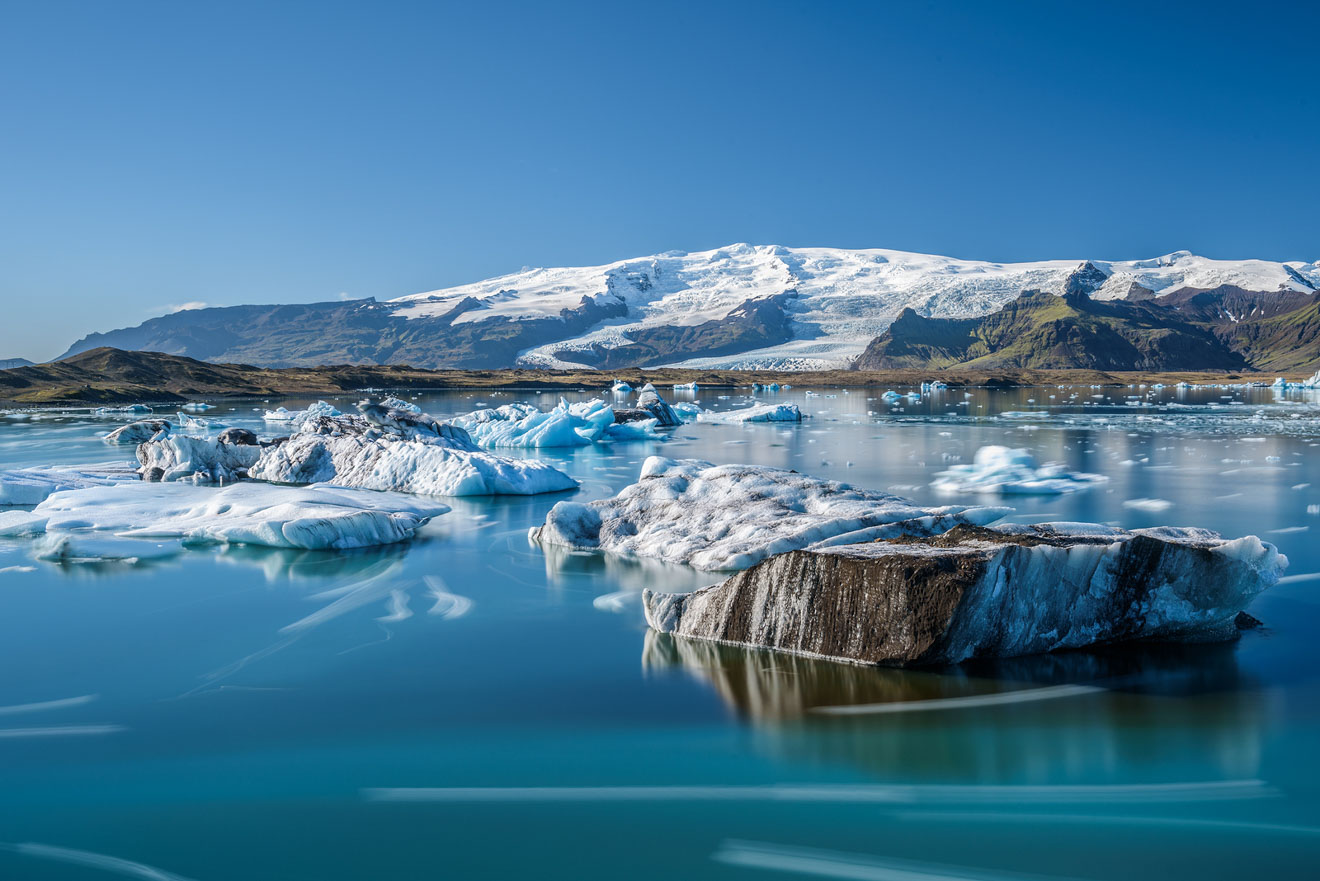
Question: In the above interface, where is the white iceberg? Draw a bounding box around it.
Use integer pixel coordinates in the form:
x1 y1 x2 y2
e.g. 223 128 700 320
0 465 134 506
102 419 172 445
1300 368 1320 389
696 402 802 424
611 380 632 394
530 456 1010 571
452 398 615 448
672 382 699 391
0 482 450 550
263 400 342 425
247 413 576 496
932 446 1109 495
137 432 264 483
93 404 152 416
380 396 422 414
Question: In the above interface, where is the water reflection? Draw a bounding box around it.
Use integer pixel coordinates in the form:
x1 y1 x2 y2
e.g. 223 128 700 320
646 632 1269 782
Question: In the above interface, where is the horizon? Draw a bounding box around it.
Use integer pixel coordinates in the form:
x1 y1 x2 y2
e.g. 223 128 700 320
4 0 1320 360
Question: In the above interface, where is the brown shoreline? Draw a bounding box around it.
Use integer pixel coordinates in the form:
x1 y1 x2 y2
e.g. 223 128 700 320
0 347 1307 407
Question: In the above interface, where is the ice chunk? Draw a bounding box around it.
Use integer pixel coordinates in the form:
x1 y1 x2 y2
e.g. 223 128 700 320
696 403 802 424
179 402 214 412
249 413 576 496
93 404 152 416
644 522 1286 665
672 382 699 391
0 482 450 550
263 400 342 425
933 446 1108 495
452 397 614 448
103 419 172 445
611 380 633 394
0 465 132 506
530 456 1009 571
614 389 682 428
137 432 264 483
380 396 422 414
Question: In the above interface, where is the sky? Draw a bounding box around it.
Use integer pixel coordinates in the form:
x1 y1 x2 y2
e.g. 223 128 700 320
1 0 1318 361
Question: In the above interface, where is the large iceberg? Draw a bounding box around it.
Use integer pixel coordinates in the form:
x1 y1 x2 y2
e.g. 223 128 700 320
453 397 665 448
247 412 577 496
529 456 1009 571
933 446 1109 495
644 522 1286 666
0 482 450 550
696 402 802 424
137 430 265 483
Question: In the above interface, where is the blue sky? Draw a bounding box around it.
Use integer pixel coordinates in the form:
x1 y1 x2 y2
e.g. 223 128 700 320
1 0 1318 360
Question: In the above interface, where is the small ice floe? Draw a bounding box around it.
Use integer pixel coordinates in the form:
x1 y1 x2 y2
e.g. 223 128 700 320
530 456 1009 571
1124 498 1175 512
380 396 422 414
932 446 1108 495
92 404 153 416
611 379 633 394
672 381 699 392
179 402 214 412
103 418 172 445
695 403 802 424
0 482 451 551
263 400 342 424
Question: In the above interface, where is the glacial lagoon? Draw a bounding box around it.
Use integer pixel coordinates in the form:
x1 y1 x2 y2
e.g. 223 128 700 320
2 384 1318 879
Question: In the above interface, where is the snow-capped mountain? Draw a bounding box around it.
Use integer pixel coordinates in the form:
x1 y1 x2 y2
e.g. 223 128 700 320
60 244 1320 370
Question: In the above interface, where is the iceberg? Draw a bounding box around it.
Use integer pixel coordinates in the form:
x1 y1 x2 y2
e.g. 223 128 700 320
611 380 632 394
695 402 802 424
613 389 681 427
672 382 699 391
0 465 132 506
932 446 1109 495
179 402 214 412
452 397 615 448
263 400 342 425
643 522 1286 666
0 482 450 550
380 396 422 414
248 412 576 496
93 404 152 416
529 456 1009 571
1300 369 1320 389
137 431 264 483
103 419 172 445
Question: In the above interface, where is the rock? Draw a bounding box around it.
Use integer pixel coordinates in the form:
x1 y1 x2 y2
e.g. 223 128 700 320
643 523 1286 666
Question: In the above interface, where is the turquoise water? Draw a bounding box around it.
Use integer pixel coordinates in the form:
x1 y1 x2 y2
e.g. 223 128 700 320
1 385 1319 880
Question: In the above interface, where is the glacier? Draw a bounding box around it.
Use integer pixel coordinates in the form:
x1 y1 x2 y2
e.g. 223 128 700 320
0 482 451 551
529 456 1010 571
932 446 1109 495
643 522 1286 666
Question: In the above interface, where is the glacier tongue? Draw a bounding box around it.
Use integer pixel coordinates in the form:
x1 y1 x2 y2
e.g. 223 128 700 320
643 523 1286 666
529 456 1010 571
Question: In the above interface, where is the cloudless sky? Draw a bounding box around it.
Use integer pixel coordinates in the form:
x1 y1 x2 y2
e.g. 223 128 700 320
2 0 1318 360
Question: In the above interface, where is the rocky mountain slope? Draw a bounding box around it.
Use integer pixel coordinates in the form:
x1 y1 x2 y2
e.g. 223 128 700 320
57 245 1320 371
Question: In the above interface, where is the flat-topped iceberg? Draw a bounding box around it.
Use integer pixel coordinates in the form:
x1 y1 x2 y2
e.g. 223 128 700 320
644 522 1286 666
0 482 449 550
0 464 135 506
933 446 1108 495
248 412 576 496
696 402 802 424
530 456 1009 571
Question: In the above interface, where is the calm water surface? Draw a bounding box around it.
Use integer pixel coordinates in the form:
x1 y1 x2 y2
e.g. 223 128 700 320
1 384 1318 879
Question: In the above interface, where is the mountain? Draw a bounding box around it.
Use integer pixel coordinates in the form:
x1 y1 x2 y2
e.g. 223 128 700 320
59 245 1320 370
855 290 1248 371
0 358 34 370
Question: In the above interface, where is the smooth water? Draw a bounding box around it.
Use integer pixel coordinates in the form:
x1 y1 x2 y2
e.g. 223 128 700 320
2 385 1319 880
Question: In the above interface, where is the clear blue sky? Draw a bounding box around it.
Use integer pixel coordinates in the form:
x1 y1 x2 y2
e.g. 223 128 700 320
2 0 1318 361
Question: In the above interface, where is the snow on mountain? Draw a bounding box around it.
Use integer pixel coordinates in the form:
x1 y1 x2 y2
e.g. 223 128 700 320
389 245 1319 370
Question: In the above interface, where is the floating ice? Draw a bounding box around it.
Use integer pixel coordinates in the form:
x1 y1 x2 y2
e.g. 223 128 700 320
179 402 214 412
0 482 450 550
611 380 632 394
380 396 422 414
0 465 132 506
452 397 615 448
249 413 576 496
932 446 1109 495
93 404 152 416
103 419 171 445
263 400 342 425
137 432 264 483
672 382 699 391
530 456 1009 571
695 403 802 424
644 522 1286 665
1124 497 1175 512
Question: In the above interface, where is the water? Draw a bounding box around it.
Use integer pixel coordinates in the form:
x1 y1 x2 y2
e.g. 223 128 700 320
2 385 1319 879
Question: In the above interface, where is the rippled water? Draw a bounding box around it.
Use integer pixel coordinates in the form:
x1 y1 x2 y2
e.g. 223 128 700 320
2 384 1318 879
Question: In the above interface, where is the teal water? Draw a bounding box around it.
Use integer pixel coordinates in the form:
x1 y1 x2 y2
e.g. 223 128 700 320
2 386 1319 880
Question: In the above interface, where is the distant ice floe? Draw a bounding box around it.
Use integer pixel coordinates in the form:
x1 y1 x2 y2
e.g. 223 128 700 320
530 456 1009 571
932 446 1109 495
0 482 450 551
179 402 214 412
695 402 802 424
92 404 153 416
263 400 342 425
